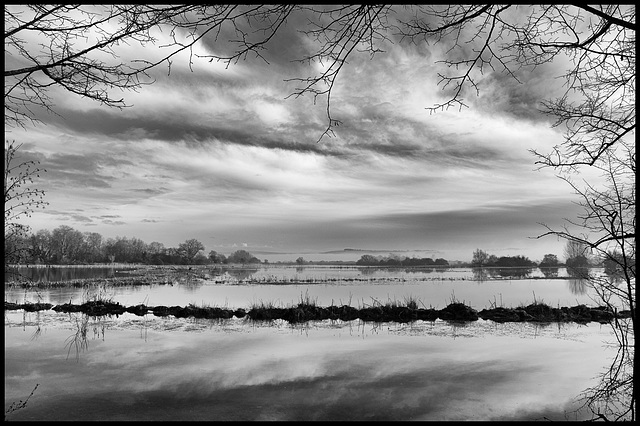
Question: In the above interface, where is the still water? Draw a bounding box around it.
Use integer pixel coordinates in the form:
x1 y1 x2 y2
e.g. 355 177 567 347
5 266 598 310
4 266 617 421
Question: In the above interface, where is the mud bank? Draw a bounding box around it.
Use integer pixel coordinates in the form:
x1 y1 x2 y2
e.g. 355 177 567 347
4 300 631 324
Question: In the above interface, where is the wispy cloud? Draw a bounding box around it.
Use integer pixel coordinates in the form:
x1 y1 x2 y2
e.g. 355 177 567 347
8 8 585 261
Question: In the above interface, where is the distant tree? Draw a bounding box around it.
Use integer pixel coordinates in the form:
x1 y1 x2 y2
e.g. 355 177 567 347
178 238 205 264
208 250 225 264
539 254 559 279
109 236 143 263
471 249 488 267
539 254 559 268
296 257 305 265
564 240 592 265
129 238 148 263
193 252 208 265
494 255 535 268
146 241 166 264
28 229 53 264
356 254 379 266
101 235 144 264
382 257 402 266
566 255 590 269
50 225 85 264
227 249 260 264
82 232 103 263
486 255 499 266
103 238 118 263
434 258 449 266
401 257 419 267
163 247 184 265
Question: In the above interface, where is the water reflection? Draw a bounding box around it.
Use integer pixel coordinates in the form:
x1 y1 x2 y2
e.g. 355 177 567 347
567 278 589 295
4 313 615 421
226 268 259 281
567 266 592 280
30 311 43 341
4 265 143 282
494 268 533 278
8 265 602 286
361 267 442 276
540 267 559 278
471 267 533 281
472 268 489 282
472 268 533 281
64 315 90 361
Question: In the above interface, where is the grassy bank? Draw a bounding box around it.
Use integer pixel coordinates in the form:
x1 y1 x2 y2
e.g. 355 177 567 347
4 298 631 325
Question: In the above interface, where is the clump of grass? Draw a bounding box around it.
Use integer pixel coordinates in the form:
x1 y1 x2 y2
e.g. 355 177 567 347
403 295 420 310
448 290 466 305
249 299 280 310
82 283 115 304
247 299 285 321
187 301 212 309
298 290 317 308
488 293 504 309
531 291 545 306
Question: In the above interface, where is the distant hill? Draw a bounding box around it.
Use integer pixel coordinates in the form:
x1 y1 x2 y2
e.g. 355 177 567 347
323 248 439 254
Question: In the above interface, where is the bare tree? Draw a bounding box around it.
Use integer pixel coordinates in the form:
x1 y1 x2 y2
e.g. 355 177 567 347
396 5 634 420
397 6 634 155
178 238 205 264
564 240 590 263
4 5 393 140
5 5 634 147
536 140 635 420
4 5 300 128
471 248 489 267
4 141 48 273
283 5 392 140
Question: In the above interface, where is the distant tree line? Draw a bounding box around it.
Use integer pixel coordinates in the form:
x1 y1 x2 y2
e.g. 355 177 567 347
356 254 449 267
471 249 538 268
471 243 632 273
5 225 261 265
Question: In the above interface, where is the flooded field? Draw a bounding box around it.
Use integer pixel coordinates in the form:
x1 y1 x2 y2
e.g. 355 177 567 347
5 265 596 310
4 265 620 421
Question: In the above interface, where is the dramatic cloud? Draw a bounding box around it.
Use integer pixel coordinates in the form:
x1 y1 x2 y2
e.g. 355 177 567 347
5 6 594 262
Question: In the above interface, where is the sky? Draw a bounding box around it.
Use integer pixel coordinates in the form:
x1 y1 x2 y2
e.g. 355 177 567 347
5 6 601 263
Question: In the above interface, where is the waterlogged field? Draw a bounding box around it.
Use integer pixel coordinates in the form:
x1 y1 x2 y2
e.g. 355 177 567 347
4 265 618 421
5 265 595 310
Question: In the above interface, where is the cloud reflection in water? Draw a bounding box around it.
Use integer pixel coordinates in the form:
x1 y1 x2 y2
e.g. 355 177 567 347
4 315 612 421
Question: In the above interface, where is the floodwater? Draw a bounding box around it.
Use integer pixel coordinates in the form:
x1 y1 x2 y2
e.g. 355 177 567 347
4 265 598 310
4 266 620 421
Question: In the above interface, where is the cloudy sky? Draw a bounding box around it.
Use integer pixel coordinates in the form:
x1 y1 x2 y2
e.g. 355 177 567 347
5 6 596 262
